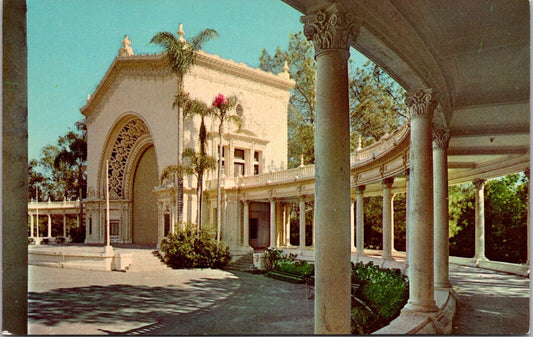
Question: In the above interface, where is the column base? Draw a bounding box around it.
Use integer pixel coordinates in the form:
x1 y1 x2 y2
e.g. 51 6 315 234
401 301 439 315
473 256 488 266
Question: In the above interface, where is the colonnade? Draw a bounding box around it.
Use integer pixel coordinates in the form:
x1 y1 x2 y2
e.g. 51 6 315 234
28 212 79 240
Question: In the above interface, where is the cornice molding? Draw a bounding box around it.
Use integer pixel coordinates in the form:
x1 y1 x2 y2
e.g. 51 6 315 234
81 51 295 120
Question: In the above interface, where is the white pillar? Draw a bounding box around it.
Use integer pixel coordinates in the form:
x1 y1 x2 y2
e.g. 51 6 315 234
473 178 487 262
404 169 410 272
355 185 366 258
402 89 438 314
299 196 306 249
285 204 292 247
243 200 250 247
433 128 451 288
350 196 356 252
47 213 52 238
302 5 359 333
382 177 394 260
63 213 67 238
30 213 34 238
270 198 276 247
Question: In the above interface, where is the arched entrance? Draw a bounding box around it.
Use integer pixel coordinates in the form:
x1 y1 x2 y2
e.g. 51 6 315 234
132 146 159 245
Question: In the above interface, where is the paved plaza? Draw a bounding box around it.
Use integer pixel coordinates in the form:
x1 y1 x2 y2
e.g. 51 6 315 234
28 262 529 335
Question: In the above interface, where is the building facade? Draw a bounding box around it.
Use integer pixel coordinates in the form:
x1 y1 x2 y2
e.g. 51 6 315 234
81 36 294 248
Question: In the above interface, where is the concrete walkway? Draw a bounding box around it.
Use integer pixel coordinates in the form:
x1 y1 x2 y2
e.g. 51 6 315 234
449 264 530 335
28 259 529 335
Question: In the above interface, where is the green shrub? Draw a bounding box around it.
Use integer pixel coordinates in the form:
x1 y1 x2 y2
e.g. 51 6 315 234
351 262 408 334
160 224 231 269
275 260 314 278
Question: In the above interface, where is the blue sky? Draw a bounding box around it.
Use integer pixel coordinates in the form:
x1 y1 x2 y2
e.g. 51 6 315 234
27 0 368 160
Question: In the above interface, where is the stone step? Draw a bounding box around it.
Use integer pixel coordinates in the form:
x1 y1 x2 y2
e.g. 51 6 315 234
224 253 258 272
124 250 168 272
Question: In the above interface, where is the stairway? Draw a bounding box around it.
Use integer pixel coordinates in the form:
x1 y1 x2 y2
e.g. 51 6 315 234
224 252 260 273
123 249 169 272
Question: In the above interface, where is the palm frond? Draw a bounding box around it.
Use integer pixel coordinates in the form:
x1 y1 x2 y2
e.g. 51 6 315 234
190 29 218 50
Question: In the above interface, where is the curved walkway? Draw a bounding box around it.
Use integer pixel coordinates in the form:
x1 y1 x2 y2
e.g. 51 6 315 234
449 264 530 335
28 261 528 335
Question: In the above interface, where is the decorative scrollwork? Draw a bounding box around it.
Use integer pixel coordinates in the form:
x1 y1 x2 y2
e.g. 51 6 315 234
405 89 437 119
473 178 486 189
301 4 360 55
432 128 450 149
108 118 149 199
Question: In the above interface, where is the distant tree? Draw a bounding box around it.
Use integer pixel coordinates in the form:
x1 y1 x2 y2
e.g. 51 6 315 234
485 173 528 263
53 119 87 242
259 33 408 167
151 24 218 223
448 183 476 258
349 61 407 150
259 31 316 168
211 93 242 242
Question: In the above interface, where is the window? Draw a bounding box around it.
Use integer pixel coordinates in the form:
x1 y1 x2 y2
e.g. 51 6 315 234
110 220 120 236
254 151 260 175
234 148 245 177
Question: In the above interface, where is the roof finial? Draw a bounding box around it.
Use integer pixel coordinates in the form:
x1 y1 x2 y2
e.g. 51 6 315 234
299 154 305 167
118 35 134 57
357 135 362 151
278 60 291 79
178 23 186 43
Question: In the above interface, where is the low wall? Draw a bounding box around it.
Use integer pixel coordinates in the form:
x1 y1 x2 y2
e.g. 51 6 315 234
450 256 530 277
28 246 131 272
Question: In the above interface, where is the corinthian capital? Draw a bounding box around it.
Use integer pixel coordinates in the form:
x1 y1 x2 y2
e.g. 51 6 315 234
301 4 360 56
432 128 450 149
473 178 486 190
405 89 438 119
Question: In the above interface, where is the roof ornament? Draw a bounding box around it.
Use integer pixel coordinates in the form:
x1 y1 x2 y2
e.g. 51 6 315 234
279 60 291 79
118 35 135 57
357 135 362 151
178 23 186 43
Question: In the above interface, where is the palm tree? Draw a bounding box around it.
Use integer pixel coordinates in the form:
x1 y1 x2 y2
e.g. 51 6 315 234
211 94 243 242
151 23 218 224
183 98 216 229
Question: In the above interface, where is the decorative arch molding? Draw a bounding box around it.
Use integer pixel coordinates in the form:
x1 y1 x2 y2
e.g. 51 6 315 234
98 114 157 200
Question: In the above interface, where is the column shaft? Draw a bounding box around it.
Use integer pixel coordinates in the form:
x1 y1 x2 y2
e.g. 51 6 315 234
350 198 356 252
47 214 52 238
270 199 276 247
299 197 306 248
403 90 438 313
63 214 67 238
356 186 366 258
404 170 410 274
433 130 451 288
243 201 249 247
473 179 487 262
30 214 34 237
382 178 394 260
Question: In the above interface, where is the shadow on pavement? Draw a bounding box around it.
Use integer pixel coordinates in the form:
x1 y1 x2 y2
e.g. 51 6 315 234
29 276 237 332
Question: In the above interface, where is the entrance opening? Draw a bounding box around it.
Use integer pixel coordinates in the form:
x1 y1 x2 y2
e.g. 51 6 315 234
132 146 158 245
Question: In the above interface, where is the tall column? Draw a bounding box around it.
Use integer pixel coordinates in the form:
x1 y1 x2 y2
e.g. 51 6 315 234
355 185 366 258
299 196 306 249
63 213 67 238
285 204 292 246
30 213 34 238
391 193 396 252
243 200 250 247
270 198 276 247
350 196 356 252
382 177 395 260
433 128 451 288
47 214 52 238
302 5 359 333
402 89 439 314
404 169 410 273
473 178 487 262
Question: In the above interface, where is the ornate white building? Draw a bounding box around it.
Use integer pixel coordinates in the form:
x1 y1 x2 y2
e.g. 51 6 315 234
81 34 294 248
